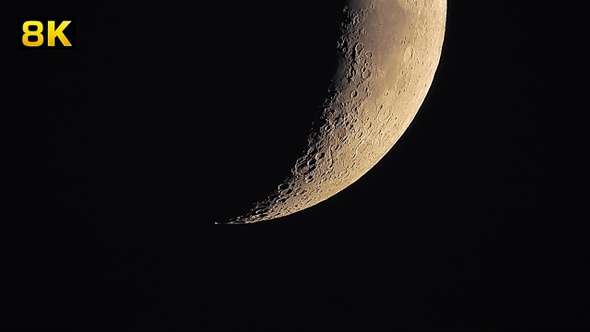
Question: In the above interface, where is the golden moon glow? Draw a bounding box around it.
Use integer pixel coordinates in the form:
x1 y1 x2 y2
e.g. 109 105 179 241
221 0 447 224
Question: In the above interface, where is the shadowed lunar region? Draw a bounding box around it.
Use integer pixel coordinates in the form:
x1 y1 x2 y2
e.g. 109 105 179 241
220 0 447 224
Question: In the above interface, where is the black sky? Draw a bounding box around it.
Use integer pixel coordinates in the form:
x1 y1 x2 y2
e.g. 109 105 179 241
1 1 588 331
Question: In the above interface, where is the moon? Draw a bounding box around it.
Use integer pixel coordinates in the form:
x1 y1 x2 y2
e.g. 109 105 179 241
220 0 447 224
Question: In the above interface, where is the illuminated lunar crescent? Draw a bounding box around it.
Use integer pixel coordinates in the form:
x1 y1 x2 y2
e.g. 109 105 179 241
220 0 447 224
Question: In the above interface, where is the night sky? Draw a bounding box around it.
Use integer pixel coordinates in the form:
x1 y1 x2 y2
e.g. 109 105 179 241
1 1 588 330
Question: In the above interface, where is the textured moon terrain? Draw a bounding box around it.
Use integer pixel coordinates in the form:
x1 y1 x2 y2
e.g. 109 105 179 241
221 0 447 224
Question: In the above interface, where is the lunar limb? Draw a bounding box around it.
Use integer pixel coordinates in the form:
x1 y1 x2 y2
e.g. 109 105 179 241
221 0 447 224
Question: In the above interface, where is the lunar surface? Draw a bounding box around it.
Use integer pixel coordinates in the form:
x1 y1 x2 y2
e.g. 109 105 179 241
221 0 446 224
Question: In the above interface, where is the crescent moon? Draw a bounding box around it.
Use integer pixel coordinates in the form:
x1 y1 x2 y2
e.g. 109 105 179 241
219 0 447 224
